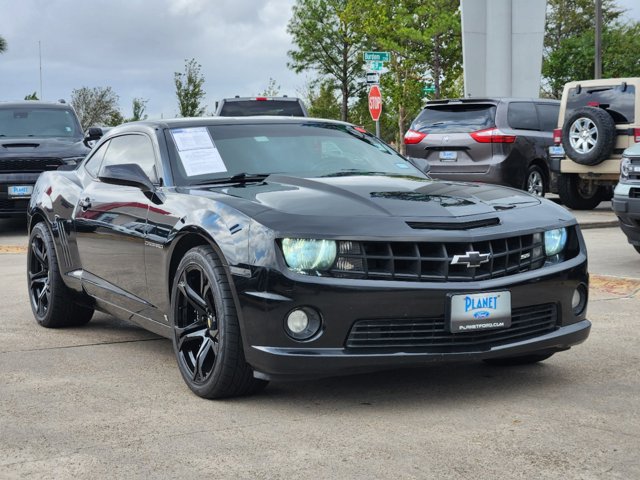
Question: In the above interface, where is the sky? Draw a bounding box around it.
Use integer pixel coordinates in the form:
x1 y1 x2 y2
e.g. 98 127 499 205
1 0 639 120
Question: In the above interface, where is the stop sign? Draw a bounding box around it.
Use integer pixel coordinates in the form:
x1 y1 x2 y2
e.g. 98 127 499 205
368 85 382 122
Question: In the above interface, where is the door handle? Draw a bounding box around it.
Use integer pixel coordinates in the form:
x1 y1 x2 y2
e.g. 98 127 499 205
79 197 92 210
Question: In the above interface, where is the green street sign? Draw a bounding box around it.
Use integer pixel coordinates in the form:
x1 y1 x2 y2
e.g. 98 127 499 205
363 51 390 62
422 85 436 94
368 61 384 71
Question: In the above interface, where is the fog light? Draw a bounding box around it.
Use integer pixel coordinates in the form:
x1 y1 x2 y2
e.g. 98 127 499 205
285 307 322 341
572 284 587 315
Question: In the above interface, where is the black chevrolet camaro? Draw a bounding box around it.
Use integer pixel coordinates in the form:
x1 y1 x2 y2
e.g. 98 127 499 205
27 117 591 398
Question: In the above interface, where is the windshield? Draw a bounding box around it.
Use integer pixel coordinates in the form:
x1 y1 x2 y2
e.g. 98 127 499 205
0 107 83 138
412 104 496 133
219 100 306 117
168 122 423 185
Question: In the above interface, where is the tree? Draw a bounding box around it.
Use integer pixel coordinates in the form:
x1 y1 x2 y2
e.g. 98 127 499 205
0 34 6 54
542 0 633 98
24 92 39 101
129 97 148 122
260 77 281 97
70 86 122 130
174 58 206 117
287 0 367 121
306 79 341 119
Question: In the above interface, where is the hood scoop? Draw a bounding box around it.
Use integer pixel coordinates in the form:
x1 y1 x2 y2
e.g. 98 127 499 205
2 143 40 149
407 217 500 230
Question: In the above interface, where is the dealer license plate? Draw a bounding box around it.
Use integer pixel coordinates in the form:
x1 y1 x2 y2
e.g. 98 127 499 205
548 145 565 157
439 151 457 161
8 185 33 198
449 291 511 333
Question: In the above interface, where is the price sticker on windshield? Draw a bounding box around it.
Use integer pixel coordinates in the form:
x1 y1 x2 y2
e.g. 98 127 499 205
170 127 227 176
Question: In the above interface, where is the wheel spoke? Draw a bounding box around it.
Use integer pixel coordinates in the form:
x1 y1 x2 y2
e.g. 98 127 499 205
31 240 46 267
193 337 214 381
176 325 207 351
178 278 207 314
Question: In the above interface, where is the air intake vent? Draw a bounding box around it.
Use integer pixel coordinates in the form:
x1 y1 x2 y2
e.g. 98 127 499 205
407 218 500 230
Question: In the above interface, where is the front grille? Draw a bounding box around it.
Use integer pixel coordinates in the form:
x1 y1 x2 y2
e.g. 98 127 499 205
330 233 546 282
0 157 63 172
346 303 558 351
630 188 640 199
629 158 640 182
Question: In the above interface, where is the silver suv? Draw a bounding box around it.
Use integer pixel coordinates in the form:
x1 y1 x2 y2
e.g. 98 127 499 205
549 78 640 210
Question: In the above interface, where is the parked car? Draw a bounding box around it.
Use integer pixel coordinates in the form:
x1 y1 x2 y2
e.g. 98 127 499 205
27 117 590 399
404 98 560 197
216 96 308 117
612 142 640 253
548 77 640 210
0 101 89 216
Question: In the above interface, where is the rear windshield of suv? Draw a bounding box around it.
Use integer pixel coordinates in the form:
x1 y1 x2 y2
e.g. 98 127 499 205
566 85 635 124
412 104 496 133
0 107 82 138
219 100 305 117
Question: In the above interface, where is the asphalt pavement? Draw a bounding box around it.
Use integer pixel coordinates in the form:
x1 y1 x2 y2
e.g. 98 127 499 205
0 200 639 479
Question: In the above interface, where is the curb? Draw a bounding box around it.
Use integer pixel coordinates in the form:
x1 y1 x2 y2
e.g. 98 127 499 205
578 220 619 230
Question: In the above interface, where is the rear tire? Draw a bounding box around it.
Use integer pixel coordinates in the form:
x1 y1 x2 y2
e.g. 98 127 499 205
483 352 554 366
525 165 546 197
171 245 268 399
27 222 94 328
557 174 603 210
562 106 616 165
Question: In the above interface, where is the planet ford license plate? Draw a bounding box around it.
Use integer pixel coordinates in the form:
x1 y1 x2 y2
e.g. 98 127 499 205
439 151 457 161
449 291 511 333
8 185 34 198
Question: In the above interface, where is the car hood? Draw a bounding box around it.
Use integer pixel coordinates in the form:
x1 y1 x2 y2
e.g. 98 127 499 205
0 137 88 158
189 174 542 219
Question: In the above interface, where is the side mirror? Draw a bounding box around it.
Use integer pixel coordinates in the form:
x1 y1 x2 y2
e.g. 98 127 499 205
84 127 104 148
406 156 431 174
99 163 155 193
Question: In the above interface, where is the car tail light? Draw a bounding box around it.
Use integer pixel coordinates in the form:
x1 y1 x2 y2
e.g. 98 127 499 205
634 128 640 143
404 129 427 144
255 97 268 101
553 128 562 145
354 126 368 134
470 127 516 143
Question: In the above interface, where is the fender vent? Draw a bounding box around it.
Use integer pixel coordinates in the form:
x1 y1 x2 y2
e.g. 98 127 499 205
56 219 72 268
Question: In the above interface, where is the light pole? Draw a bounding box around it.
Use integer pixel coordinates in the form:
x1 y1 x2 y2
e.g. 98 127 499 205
595 0 602 79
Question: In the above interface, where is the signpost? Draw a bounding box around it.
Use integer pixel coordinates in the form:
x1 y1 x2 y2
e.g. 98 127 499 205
368 85 382 138
363 51 391 62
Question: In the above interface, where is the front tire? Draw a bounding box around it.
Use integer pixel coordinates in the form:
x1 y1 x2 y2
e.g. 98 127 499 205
27 222 94 328
557 173 603 210
483 352 554 366
171 246 267 399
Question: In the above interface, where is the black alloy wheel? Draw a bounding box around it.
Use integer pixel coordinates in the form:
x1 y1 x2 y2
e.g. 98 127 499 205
27 222 94 328
171 246 267 398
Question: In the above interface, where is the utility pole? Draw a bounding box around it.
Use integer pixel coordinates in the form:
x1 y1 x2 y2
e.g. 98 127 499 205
595 0 602 79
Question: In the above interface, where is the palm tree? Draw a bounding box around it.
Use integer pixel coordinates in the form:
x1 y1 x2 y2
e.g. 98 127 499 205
0 35 6 54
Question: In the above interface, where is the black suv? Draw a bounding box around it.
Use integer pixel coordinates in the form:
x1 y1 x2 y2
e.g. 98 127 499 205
404 98 560 197
216 96 308 117
0 101 89 216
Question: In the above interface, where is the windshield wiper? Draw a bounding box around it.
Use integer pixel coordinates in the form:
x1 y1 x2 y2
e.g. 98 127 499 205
192 172 271 186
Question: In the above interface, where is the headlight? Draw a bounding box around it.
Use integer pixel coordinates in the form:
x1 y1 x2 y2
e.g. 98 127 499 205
62 156 86 165
544 228 567 256
621 157 631 180
281 238 337 272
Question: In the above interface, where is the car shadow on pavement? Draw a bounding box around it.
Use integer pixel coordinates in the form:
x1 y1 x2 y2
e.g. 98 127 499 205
0 217 28 236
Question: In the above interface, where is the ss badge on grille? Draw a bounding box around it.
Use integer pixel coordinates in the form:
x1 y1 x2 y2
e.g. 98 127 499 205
451 251 491 268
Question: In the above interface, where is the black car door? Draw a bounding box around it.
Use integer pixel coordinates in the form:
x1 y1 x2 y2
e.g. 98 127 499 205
73 133 159 314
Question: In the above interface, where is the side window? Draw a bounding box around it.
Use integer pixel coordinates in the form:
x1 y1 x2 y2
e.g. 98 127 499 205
84 140 110 177
99 134 158 183
507 102 540 131
536 104 560 132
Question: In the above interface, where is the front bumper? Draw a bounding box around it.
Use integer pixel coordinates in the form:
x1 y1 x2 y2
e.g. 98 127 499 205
612 183 640 245
0 172 41 215
235 252 590 380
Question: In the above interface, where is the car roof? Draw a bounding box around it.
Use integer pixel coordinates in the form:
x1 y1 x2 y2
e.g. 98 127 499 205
220 96 302 102
425 97 559 106
0 101 73 109
124 116 351 131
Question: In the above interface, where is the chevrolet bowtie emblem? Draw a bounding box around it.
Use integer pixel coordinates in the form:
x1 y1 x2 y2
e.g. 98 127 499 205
451 251 491 268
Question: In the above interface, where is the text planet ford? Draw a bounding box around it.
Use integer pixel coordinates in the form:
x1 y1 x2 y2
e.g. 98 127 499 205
27 117 591 399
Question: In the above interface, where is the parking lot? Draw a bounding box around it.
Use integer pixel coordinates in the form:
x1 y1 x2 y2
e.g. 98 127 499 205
1 204 639 479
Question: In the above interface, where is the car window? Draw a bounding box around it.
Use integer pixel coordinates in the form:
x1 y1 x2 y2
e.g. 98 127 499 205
536 104 559 132
507 102 540 131
566 85 635 124
84 140 110 177
412 104 496 133
219 100 306 117
99 134 158 184
0 107 82 138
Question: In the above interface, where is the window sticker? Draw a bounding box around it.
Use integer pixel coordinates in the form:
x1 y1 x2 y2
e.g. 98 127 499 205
170 127 227 176
395 162 410 169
